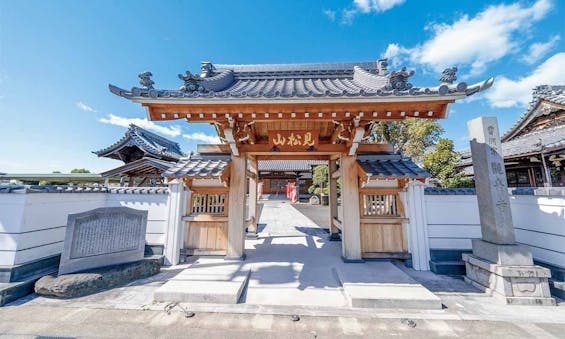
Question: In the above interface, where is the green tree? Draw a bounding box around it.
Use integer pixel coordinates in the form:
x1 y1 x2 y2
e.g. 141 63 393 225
308 165 329 196
370 118 443 162
70 168 90 173
422 138 473 188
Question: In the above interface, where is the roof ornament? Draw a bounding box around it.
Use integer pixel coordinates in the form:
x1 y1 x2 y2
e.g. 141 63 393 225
201 61 214 78
386 67 414 91
440 67 457 84
138 72 155 89
376 59 388 75
178 70 206 93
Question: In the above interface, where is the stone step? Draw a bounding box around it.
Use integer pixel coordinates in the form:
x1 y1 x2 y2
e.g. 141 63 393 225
429 260 466 276
336 262 442 310
154 258 250 304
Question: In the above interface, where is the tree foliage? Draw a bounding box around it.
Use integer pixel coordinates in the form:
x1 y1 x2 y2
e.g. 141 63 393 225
370 118 443 161
308 165 329 195
422 138 473 188
70 168 91 173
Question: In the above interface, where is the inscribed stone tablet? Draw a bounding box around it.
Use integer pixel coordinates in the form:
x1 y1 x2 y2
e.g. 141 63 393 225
58 207 148 275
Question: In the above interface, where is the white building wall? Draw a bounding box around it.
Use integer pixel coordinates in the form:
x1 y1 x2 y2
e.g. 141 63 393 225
425 193 565 268
0 190 168 267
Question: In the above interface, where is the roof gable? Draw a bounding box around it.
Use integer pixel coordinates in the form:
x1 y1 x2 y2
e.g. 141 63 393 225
502 85 565 142
93 124 185 161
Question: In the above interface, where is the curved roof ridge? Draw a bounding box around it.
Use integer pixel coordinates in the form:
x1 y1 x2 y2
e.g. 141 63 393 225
93 124 185 161
502 85 565 141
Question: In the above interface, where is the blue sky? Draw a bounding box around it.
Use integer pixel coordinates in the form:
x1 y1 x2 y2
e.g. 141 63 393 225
0 0 563 173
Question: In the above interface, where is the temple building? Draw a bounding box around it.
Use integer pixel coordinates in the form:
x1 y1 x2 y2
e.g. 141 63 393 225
109 59 493 267
93 124 185 186
458 85 565 187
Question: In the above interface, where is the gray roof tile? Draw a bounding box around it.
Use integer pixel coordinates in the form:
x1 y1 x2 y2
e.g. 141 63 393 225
110 60 494 101
357 154 429 179
258 160 327 172
93 124 185 161
459 124 565 166
502 85 565 141
163 154 230 178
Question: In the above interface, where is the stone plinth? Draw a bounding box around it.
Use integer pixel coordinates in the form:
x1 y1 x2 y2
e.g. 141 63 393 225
466 117 555 305
59 207 148 275
471 239 533 265
463 254 555 306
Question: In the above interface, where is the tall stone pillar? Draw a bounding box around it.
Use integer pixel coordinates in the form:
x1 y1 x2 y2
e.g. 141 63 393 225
463 117 554 305
164 179 187 266
328 158 341 241
246 156 258 238
339 154 362 262
226 154 247 260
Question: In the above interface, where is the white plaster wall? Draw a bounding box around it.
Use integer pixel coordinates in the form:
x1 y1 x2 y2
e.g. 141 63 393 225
425 194 565 268
0 192 169 267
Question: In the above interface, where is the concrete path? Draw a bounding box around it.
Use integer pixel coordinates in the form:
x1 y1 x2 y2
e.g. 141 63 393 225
242 200 440 309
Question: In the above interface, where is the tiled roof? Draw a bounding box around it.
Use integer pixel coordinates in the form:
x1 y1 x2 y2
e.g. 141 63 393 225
458 124 565 166
110 60 494 101
0 185 168 194
502 85 565 141
100 157 175 178
93 124 185 161
258 160 327 172
163 154 230 178
357 154 429 179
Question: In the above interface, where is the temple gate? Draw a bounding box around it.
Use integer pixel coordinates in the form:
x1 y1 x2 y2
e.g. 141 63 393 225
110 60 493 267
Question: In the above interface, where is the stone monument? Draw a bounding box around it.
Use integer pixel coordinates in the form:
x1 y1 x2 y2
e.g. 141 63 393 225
58 207 148 275
463 117 555 305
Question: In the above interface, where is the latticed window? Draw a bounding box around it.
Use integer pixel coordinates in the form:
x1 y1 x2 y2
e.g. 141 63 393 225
361 193 400 217
191 193 227 215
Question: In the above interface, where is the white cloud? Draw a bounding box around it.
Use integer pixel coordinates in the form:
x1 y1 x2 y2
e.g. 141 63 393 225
521 35 561 64
182 132 220 144
99 114 182 137
323 9 336 21
354 0 405 13
382 0 553 75
485 53 565 108
338 0 404 24
76 101 96 113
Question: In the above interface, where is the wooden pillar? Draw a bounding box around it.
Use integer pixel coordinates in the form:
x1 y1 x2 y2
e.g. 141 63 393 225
226 154 247 260
328 158 341 241
339 154 362 261
247 155 258 237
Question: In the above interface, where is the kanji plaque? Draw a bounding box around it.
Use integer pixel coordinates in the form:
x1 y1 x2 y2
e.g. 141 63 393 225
268 130 319 151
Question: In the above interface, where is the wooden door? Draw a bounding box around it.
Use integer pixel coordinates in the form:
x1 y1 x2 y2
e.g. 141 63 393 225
359 189 408 258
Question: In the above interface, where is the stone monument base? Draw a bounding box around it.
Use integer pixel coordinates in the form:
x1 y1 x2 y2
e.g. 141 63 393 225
471 239 533 265
463 253 555 306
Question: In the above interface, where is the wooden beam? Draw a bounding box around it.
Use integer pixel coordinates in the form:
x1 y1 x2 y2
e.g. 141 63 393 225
255 154 330 161
240 143 347 154
197 144 231 154
357 143 393 154
331 169 341 179
144 101 453 122
348 127 365 156
224 128 239 156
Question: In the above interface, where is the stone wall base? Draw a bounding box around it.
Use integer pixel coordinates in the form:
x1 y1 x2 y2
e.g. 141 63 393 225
463 253 555 306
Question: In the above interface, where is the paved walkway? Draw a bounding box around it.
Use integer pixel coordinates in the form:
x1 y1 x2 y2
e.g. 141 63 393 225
243 200 347 307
